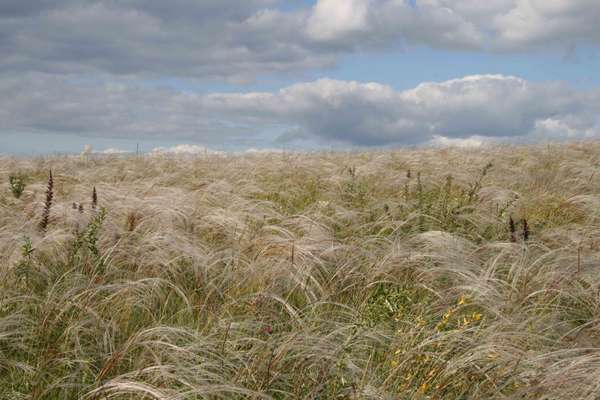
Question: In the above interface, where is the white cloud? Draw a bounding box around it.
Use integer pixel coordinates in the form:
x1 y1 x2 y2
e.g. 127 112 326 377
429 135 487 148
307 0 370 41
2 74 598 148
150 144 223 155
490 0 600 49
244 147 286 154
303 0 484 50
97 147 131 154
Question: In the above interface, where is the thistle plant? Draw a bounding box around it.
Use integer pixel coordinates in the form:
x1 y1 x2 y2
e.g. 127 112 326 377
85 207 106 258
20 235 34 258
8 174 26 198
14 235 35 284
39 169 54 232
467 161 493 203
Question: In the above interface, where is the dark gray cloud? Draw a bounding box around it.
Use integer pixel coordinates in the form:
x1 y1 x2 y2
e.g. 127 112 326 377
0 0 70 18
0 0 319 80
2 74 598 147
0 0 342 81
2 1 600 81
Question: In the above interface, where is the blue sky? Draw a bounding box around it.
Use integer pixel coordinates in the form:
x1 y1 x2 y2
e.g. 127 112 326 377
1 0 599 154
182 45 600 93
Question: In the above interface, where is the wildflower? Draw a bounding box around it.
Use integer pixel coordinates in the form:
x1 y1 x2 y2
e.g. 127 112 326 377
458 295 467 305
443 309 453 319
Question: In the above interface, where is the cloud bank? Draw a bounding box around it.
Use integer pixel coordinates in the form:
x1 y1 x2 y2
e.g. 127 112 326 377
2 74 598 147
1 1 599 151
1 0 599 80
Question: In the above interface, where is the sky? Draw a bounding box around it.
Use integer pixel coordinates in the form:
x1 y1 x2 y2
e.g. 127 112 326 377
1 0 600 154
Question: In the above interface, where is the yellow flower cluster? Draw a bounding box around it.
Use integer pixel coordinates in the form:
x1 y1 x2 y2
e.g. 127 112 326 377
459 311 482 327
436 295 483 332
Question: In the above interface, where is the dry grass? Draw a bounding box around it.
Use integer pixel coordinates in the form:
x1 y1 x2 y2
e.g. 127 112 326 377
1 142 600 399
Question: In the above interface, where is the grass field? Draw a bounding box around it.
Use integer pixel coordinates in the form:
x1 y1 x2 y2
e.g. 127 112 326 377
2 142 600 399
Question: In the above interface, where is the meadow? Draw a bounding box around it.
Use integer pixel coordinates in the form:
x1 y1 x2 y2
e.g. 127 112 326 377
1 142 600 399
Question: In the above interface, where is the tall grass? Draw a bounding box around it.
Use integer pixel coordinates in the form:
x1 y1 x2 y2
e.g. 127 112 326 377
1 142 600 398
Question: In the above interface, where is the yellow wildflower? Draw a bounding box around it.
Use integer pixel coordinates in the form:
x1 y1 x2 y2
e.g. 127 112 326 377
443 309 453 319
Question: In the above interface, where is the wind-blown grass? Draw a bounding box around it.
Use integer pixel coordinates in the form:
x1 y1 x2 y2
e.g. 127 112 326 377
1 142 600 399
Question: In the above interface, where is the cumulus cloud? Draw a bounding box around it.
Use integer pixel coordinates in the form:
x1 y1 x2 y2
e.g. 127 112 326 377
429 135 488 148
303 0 600 52
197 75 600 145
1 0 599 81
491 0 600 49
97 147 131 154
2 74 598 148
150 144 224 155
307 0 370 41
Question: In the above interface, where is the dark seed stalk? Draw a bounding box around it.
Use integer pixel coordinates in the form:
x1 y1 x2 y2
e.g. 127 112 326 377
509 216 516 243
39 170 54 232
92 186 98 210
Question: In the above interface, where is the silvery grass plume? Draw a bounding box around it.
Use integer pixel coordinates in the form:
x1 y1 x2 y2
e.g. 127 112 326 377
1 142 600 399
